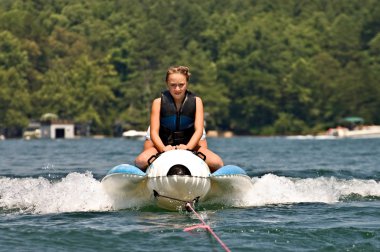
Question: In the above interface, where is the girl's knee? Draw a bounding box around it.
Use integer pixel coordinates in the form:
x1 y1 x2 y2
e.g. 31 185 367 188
135 148 158 169
134 154 146 169
199 149 223 171
211 158 224 170
217 157 224 167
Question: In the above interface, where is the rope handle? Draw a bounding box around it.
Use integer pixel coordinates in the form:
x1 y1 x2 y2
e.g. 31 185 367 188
193 151 206 161
187 149 206 161
147 152 162 165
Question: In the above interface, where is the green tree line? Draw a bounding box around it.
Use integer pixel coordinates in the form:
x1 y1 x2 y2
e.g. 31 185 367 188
0 0 379 137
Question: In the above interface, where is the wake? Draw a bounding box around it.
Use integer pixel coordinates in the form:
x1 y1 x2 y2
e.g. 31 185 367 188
242 174 380 207
0 172 379 214
0 172 113 214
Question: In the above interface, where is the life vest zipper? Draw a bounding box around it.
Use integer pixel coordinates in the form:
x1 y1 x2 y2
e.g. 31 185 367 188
176 92 188 131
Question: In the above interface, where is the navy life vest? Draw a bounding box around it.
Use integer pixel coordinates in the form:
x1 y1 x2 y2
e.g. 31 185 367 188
159 90 196 146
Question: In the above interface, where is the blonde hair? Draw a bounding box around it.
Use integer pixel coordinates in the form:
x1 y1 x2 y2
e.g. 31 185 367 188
165 66 191 82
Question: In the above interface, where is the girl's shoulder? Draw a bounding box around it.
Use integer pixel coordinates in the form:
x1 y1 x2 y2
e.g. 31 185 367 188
151 98 161 110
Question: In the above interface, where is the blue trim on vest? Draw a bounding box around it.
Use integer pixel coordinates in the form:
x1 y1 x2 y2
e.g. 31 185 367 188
106 164 146 176
161 115 177 132
211 165 247 176
160 115 195 132
179 116 194 130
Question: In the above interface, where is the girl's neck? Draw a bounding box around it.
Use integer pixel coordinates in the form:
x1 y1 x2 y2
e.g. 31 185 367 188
174 99 184 111
172 93 186 111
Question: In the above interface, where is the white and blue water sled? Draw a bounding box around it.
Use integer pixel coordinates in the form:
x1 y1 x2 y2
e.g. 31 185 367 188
101 150 252 211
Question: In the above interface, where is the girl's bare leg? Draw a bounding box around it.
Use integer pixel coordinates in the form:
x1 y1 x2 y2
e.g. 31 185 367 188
198 147 224 172
134 145 158 170
137 139 221 171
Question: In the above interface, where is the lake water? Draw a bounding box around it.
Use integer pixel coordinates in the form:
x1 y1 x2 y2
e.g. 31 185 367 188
1 137 379 251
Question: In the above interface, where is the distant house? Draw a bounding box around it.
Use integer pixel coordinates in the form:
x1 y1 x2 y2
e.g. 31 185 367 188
40 120 75 139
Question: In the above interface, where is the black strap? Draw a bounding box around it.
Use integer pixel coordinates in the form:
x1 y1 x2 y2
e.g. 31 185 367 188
147 152 162 165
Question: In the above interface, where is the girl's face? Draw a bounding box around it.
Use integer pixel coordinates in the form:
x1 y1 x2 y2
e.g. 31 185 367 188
166 73 188 101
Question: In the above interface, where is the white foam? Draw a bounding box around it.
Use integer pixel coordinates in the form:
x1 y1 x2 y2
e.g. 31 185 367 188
240 174 380 207
0 172 113 214
1 173 379 213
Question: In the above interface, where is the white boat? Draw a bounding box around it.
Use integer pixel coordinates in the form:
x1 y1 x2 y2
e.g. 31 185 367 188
287 117 380 140
122 130 146 140
326 125 380 139
101 150 253 211
324 117 380 139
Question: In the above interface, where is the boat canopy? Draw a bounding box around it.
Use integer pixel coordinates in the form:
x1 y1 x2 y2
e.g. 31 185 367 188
40 113 58 121
342 117 364 124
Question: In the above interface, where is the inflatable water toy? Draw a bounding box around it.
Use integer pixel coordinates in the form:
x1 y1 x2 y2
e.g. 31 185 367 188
101 150 252 211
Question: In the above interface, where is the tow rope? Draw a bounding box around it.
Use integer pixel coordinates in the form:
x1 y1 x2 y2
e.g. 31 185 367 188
153 190 231 252
153 190 199 211
184 203 231 252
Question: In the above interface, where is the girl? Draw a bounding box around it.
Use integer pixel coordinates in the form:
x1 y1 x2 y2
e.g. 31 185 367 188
135 66 223 171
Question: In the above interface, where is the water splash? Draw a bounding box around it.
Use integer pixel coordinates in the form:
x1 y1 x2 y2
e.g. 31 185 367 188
0 172 113 214
240 174 380 207
1 172 379 214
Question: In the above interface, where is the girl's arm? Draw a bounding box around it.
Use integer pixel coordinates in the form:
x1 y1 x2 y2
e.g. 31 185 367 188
180 97 204 150
150 98 173 152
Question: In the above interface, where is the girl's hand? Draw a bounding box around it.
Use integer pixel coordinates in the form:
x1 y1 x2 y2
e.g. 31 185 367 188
176 144 188 150
163 145 175 152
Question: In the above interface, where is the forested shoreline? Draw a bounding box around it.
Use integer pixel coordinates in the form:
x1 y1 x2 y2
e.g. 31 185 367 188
1 0 379 137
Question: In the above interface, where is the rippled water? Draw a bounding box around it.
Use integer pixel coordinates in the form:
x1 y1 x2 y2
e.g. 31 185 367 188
1 137 379 251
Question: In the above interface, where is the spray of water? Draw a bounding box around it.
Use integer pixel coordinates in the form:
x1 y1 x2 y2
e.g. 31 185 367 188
0 172 113 214
1 172 379 214
241 174 380 207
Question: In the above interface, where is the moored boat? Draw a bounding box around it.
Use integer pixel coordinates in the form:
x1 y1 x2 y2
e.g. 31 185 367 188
286 117 380 140
326 125 380 138
325 117 380 139
122 130 146 140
